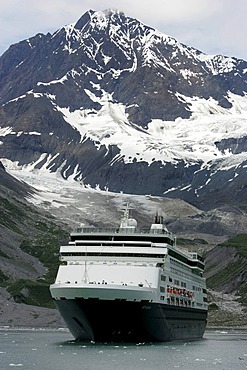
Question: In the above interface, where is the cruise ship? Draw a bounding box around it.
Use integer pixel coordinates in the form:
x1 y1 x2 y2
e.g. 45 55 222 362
50 207 208 342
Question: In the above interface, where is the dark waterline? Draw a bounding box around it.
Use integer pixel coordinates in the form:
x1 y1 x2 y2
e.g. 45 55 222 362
0 328 247 369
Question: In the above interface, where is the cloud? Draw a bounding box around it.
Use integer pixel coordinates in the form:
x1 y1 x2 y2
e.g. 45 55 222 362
0 0 246 60
122 0 221 23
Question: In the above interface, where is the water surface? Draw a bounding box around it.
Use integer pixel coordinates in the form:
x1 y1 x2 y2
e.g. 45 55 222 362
0 328 247 369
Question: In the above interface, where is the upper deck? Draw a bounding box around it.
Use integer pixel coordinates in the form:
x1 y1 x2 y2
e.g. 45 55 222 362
63 210 205 272
70 226 175 246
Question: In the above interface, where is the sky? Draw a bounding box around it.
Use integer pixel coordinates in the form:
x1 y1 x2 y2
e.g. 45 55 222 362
0 0 246 60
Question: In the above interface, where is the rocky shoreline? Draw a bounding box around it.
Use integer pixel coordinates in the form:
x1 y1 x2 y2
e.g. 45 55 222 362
0 288 64 328
1 287 247 331
207 290 247 328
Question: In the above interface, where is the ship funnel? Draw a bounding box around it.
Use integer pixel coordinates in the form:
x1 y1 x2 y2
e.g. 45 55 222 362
150 213 168 234
154 214 164 224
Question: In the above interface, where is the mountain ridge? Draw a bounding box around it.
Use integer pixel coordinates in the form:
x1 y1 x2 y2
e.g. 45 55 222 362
0 9 246 211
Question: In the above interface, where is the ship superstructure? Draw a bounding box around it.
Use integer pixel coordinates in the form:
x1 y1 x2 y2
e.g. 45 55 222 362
50 208 207 342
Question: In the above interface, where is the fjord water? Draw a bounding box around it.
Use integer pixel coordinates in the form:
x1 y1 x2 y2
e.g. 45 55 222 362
0 328 247 369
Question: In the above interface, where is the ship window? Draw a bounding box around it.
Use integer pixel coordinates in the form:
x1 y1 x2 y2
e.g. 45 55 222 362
169 277 173 282
193 286 201 292
160 286 165 292
168 249 204 269
161 275 166 281
60 252 165 258
174 279 180 286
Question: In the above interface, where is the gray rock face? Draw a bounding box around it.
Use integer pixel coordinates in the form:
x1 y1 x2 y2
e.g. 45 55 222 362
0 161 33 196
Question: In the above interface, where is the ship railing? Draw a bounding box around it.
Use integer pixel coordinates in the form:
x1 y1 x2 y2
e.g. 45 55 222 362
74 227 173 237
75 227 119 234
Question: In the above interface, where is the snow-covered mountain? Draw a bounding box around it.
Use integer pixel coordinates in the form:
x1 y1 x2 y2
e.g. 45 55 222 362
0 9 247 210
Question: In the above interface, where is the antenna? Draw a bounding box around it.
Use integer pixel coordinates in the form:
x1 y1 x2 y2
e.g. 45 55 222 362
120 201 137 232
122 201 130 221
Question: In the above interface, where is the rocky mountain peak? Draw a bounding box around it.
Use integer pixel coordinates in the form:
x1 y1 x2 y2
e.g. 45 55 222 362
74 9 127 31
0 9 246 211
